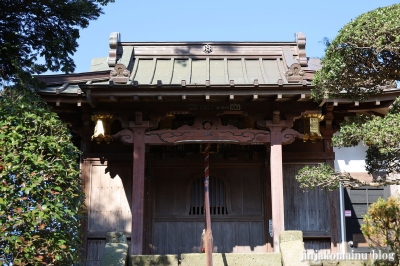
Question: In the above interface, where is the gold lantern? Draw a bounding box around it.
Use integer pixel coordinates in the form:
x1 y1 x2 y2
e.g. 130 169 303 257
91 114 114 144
301 113 324 143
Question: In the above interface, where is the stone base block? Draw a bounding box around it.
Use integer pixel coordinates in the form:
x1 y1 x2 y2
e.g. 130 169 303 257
180 253 282 266
280 231 309 266
130 255 179 266
100 243 129 266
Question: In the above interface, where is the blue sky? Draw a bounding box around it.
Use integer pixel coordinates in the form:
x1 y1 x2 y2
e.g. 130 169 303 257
71 0 399 73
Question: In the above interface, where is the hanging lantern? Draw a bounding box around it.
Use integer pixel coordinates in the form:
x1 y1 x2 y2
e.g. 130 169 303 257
301 113 324 143
91 114 114 144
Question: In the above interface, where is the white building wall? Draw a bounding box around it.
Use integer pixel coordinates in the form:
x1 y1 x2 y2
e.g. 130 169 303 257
333 143 367 173
333 133 400 196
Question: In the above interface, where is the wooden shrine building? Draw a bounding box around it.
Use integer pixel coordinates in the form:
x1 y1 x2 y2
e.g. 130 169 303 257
36 32 400 263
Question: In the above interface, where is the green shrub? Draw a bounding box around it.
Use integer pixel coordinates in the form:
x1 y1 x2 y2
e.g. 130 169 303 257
361 197 400 266
0 87 85 265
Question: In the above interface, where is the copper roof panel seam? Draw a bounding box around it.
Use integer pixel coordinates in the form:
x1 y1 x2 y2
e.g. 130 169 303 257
168 58 175 84
209 59 226 85
227 59 245 84
190 59 207 85
187 58 192 84
262 59 282 84
206 58 210 82
282 46 296 67
132 59 154 84
224 58 229 84
119 46 134 69
244 59 263 85
241 58 249 84
259 58 268 83
152 59 171 85
130 58 139 81
277 58 288 83
149 58 157 84
171 59 189 84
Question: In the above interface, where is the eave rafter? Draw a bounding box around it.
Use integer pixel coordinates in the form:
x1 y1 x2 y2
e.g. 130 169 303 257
77 84 313 102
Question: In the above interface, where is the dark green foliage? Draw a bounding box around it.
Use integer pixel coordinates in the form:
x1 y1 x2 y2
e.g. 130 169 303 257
0 0 114 86
295 164 340 192
312 4 400 101
295 163 372 191
0 87 85 265
333 99 400 175
361 197 400 265
296 99 400 190
296 5 400 191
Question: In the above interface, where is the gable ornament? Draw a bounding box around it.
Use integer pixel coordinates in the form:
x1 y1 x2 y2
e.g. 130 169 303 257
285 63 305 83
110 63 130 84
203 44 213 54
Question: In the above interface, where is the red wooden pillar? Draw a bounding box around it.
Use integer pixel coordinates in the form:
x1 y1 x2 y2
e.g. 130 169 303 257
269 126 284 252
131 127 146 254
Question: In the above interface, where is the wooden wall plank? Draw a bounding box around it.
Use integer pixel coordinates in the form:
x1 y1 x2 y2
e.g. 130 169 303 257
251 222 266 252
153 222 168 255
234 222 251 253
242 168 262 214
181 221 199 252
220 222 236 253
167 222 181 254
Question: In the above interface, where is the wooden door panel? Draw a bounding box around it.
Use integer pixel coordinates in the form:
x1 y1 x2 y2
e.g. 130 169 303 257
151 164 266 254
152 221 266 254
283 164 330 232
88 163 132 234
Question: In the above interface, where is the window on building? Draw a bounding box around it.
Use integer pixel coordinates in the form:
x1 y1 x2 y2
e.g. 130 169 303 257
189 176 228 215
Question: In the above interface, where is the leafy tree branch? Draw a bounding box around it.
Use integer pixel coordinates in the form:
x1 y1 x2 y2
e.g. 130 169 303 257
312 4 400 101
0 0 114 87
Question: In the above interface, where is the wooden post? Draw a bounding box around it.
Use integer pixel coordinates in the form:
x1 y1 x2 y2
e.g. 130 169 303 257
321 106 342 253
81 108 92 261
269 127 284 252
204 143 213 266
131 128 146 254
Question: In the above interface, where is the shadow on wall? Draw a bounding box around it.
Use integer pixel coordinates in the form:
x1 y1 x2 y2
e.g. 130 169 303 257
85 158 134 264
87 159 133 234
